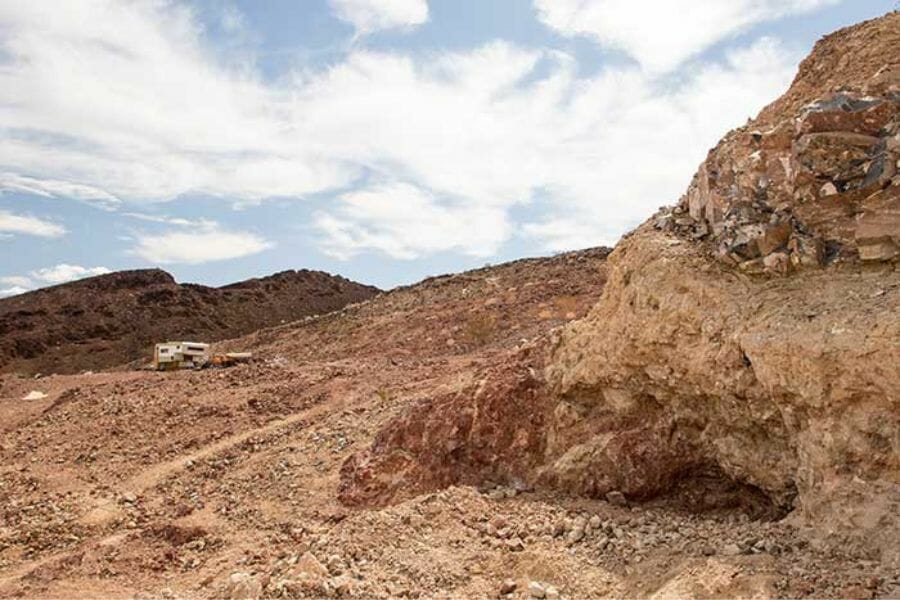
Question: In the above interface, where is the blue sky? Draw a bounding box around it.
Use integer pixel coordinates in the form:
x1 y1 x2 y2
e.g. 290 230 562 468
0 0 892 294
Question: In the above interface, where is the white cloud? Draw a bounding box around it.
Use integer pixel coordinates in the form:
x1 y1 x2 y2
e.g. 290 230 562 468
0 264 111 296
0 173 120 209
30 264 112 284
0 275 33 297
0 285 30 298
0 1 802 260
329 0 428 34
131 228 273 264
0 210 66 238
315 182 511 259
122 212 217 229
521 218 620 253
312 38 798 254
0 275 31 287
0 1 350 203
220 4 246 34
534 0 837 72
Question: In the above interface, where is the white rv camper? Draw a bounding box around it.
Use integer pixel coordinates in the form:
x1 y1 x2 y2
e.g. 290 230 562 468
153 341 210 370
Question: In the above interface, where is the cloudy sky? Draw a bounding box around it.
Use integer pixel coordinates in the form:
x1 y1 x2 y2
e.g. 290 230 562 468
0 0 891 295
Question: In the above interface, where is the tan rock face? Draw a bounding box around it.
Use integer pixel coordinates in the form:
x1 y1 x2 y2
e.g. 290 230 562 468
545 11 900 556
547 229 900 554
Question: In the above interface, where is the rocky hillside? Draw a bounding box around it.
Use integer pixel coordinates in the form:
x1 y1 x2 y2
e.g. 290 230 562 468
0 247 615 599
2 12 899 600
0 268 379 375
340 10 900 570
547 12 900 553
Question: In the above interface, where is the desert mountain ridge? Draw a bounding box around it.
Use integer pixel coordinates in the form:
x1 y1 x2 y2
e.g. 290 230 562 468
0 267 379 376
0 11 898 600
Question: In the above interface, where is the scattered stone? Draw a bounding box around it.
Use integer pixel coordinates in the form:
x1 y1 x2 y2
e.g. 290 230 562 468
528 581 546 599
820 182 839 196
488 489 508 500
290 551 329 581
567 527 585 545
225 572 262 600
326 554 344 575
329 575 354 596
763 251 791 274
552 521 566 538
506 537 525 552
499 579 518 595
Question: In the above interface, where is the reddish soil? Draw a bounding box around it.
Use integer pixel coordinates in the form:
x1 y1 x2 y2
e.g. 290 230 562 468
0 248 620 598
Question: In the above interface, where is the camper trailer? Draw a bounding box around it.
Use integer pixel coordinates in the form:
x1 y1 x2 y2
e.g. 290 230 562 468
153 341 210 370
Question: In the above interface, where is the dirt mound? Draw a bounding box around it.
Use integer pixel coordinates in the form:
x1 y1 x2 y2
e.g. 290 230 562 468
0 268 379 375
338 343 554 508
339 10 900 572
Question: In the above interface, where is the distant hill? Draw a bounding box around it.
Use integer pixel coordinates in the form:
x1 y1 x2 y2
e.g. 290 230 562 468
0 268 379 375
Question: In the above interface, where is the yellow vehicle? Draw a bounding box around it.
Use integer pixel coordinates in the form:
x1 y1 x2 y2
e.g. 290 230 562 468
209 352 253 368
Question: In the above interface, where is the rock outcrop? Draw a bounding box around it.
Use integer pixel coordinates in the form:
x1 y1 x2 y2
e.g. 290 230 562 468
339 345 555 507
340 12 900 561
658 13 900 272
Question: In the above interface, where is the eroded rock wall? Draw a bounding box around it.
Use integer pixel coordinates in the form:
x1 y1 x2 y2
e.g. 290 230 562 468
547 227 899 550
545 11 900 554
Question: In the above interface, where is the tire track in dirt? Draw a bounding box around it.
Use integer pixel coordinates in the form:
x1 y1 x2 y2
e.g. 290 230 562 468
0 397 341 591
81 396 343 526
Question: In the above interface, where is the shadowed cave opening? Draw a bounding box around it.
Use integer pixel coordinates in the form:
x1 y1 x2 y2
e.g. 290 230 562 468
645 464 795 522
